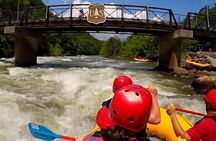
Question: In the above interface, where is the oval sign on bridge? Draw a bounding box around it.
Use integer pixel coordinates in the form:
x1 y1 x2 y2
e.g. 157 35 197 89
87 4 106 25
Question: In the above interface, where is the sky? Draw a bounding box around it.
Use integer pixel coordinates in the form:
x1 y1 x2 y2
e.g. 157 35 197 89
42 0 216 40
43 0 215 15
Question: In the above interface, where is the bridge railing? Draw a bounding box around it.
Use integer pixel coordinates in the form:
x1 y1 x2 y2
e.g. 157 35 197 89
173 13 186 26
122 5 178 27
19 4 178 29
0 10 15 26
1 3 215 36
20 6 46 26
184 12 216 31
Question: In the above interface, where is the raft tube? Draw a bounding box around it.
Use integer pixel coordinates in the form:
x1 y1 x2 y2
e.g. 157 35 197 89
134 58 150 62
147 108 193 141
93 107 193 141
186 59 210 67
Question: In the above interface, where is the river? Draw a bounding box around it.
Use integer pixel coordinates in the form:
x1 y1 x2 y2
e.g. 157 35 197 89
0 56 206 141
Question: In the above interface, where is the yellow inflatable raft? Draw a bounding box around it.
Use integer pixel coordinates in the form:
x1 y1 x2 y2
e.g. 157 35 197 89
147 107 193 141
92 107 193 141
186 59 210 67
134 57 150 62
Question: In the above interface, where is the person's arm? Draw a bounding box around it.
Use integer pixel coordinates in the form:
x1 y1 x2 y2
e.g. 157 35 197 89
75 137 83 141
147 87 160 124
166 103 191 140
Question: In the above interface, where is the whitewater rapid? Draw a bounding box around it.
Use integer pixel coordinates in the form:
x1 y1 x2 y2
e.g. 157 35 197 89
0 56 205 141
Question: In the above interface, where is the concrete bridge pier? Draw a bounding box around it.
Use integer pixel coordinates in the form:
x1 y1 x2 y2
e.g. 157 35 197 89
4 26 38 67
157 29 193 70
14 35 38 67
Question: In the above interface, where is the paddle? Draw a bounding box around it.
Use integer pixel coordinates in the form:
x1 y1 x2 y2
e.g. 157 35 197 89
175 107 207 116
28 123 76 141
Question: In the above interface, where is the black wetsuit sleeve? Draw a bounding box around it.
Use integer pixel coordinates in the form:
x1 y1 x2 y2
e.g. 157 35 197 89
102 98 112 109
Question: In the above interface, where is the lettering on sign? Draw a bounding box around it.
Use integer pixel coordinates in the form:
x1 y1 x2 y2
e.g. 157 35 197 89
87 4 106 24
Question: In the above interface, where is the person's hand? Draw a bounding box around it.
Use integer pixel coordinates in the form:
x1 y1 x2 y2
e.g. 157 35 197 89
166 103 176 116
147 85 158 98
177 136 187 141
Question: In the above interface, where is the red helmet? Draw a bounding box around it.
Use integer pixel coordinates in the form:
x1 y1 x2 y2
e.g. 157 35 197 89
204 89 216 109
96 106 114 129
109 84 152 132
112 75 133 93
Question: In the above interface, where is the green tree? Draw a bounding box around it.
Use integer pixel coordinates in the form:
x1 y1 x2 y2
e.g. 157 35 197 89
37 32 101 56
73 33 101 55
122 35 158 60
0 35 14 58
49 43 63 56
181 39 201 59
100 37 123 58
182 39 201 52
0 0 44 10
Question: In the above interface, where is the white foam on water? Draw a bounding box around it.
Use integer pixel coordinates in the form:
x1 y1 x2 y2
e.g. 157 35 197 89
0 90 34 141
8 67 31 76
40 67 119 136
0 58 14 65
0 56 206 140
159 95 205 123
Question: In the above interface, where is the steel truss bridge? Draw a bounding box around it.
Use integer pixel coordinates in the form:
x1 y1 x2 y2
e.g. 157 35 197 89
0 4 216 38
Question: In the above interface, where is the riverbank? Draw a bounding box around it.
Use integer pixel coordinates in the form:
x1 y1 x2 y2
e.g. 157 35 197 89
173 51 216 94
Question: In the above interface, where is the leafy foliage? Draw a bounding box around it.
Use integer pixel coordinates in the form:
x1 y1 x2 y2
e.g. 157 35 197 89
0 35 14 58
182 39 201 52
122 35 158 60
38 33 102 56
49 43 63 56
0 0 215 61
100 37 123 58
0 0 44 11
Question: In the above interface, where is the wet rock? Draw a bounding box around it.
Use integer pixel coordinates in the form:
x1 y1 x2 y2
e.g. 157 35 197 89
173 67 189 75
207 55 216 67
180 51 216 93
182 51 216 71
192 76 216 94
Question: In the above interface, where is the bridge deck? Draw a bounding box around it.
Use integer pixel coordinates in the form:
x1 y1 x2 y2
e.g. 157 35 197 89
0 4 216 38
